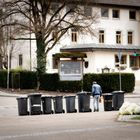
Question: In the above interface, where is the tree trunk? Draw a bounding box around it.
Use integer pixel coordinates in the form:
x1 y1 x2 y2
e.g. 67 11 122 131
36 36 46 90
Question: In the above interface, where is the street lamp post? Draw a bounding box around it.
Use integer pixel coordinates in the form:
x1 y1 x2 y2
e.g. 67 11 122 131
7 49 10 89
118 50 122 91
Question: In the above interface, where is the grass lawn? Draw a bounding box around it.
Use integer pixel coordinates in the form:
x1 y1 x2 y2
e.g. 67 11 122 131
131 116 140 120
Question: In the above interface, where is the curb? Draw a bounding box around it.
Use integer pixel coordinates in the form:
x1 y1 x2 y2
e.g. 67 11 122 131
0 91 26 98
118 115 140 123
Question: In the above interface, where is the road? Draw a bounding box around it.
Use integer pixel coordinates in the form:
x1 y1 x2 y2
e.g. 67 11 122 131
0 96 140 140
0 111 140 140
0 80 140 140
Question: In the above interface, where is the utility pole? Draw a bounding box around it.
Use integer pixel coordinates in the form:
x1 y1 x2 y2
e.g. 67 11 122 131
118 50 122 91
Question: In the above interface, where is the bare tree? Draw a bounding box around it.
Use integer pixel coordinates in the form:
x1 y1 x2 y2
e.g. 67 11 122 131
0 8 11 69
0 0 99 89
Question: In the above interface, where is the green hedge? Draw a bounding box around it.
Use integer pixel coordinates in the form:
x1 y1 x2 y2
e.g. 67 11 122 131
83 73 135 93
0 70 135 93
0 70 7 88
40 73 59 91
58 81 82 92
20 71 37 89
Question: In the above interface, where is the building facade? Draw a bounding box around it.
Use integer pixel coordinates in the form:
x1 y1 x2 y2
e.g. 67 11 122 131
9 0 140 80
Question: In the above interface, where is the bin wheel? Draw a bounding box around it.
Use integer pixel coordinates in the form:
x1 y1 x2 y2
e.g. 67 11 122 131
62 109 65 113
51 110 54 114
74 109 77 113
89 108 92 112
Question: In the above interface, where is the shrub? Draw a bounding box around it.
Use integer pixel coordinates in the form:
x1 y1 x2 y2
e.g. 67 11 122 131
40 73 59 91
0 70 7 88
83 73 135 93
58 81 82 92
0 70 135 93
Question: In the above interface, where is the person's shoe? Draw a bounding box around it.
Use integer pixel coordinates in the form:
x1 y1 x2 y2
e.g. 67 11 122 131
94 109 97 112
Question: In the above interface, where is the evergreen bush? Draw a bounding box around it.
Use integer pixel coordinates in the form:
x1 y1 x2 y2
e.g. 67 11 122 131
0 70 135 93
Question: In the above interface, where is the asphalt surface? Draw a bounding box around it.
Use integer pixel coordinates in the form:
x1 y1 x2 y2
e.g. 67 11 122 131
0 111 140 140
0 81 140 140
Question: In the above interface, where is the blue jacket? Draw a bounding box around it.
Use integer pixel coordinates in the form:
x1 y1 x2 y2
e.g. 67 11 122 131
92 83 102 96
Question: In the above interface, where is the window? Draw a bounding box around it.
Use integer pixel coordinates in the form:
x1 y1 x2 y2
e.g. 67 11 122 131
115 54 127 68
101 8 109 18
128 31 133 44
84 6 92 16
99 30 104 43
51 3 59 15
52 55 59 69
71 28 77 42
129 11 136 20
66 4 76 15
112 9 120 18
130 55 140 69
19 54 23 66
116 31 121 44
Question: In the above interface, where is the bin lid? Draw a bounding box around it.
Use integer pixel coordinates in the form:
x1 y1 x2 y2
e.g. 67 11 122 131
64 96 75 98
102 93 113 96
77 91 91 95
52 96 63 98
28 93 42 97
16 97 27 100
41 96 52 99
112 91 125 94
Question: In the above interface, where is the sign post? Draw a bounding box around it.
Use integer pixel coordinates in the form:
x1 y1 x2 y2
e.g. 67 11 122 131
118 50 122 91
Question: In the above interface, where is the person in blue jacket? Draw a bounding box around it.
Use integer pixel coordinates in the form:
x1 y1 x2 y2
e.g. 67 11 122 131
92 81 102 112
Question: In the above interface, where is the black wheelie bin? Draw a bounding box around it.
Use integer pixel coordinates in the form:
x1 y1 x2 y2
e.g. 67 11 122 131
77 91 92 112
41 96 53 114
112 91 125 110
28 93 42 115
17 97 28 116
65 96 77 113
102 93 113 111
53 96 65 114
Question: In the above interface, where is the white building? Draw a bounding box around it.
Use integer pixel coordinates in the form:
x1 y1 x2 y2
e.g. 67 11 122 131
10 0 140 80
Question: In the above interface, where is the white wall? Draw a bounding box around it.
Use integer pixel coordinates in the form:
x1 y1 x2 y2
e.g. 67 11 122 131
9 5 140 81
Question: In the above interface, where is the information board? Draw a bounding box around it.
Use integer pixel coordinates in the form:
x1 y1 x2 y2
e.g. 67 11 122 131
59 60 83 81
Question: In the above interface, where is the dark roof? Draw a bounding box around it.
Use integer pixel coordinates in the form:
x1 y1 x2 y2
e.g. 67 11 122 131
60 43 140 52
64 0 140 8
53 52 87 58
94 0 140 7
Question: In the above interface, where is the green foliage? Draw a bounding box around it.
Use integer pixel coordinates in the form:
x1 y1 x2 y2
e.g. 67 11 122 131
0 70 7 88
0 70 135 93
9 70 37 89
40 73 59 91
20 71 37 89
58 81 82 92
83 73 135 93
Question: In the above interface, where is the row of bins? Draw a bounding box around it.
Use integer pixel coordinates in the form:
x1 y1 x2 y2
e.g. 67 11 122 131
103 91 124 111
17 92 93 116
17 94 78 116
17 91 124 116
